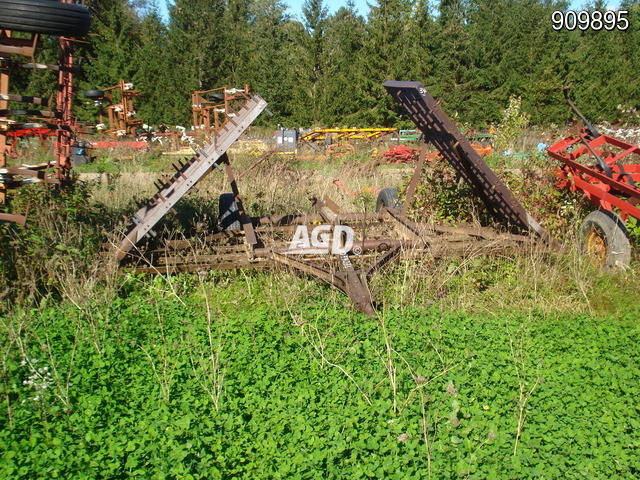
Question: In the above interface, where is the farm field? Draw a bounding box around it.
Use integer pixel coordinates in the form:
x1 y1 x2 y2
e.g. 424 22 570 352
1 144 639 479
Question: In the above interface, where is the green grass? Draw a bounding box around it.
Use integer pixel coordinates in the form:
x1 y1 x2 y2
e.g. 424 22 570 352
0 273 638 479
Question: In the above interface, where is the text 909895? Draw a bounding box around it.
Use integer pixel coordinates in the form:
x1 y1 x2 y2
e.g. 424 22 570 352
551 10 629 31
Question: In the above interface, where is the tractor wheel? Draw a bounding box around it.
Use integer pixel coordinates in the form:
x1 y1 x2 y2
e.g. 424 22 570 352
219 193 241 231
0 0 92 37
375 187 400 212
580 210 631 270
83 90 105 99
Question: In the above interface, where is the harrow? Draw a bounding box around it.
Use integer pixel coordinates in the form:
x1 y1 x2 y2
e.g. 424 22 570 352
114 81 553 316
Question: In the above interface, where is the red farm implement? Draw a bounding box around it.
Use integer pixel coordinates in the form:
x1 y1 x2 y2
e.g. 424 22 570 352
547 89 640 268
1 0 91 224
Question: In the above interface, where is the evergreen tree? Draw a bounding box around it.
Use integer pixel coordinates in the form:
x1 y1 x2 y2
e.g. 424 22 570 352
81 0 141 89
319 2 367 125
166 0 226 125
360 0 416 125
295 0 329 125
132 2 175 125
220 0 253 86
429 0 473 120
243 0 300 124
567 0 639 123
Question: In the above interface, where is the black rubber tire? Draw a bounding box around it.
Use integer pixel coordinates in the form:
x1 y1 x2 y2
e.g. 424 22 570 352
376 187 400 212
219 193 241 231
0 0 92 37
83 89 104 99
580 210 631 270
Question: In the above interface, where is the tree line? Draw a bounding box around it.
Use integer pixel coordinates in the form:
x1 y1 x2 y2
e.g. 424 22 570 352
15 0 640 129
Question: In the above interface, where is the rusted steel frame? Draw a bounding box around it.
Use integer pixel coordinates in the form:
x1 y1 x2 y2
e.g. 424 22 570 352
311 195 377 316
383 81 552 243
157 219 388 253
116 95 267 258
103 80 141 135
253 238 417 257
158 231 245 251
0 212 25 224
147 241 250 257
155 252 251 265
365 244 403 280
220 153 258 248
133 260 272 275
192 85 251 132
237 150 276 180
53 35 75 180
254 211 389 226
0 166 60 180
401 141 429 215
273 252 345 288
0 31 38 56
272 252 376 316
1 47 8 206
385 208 425 241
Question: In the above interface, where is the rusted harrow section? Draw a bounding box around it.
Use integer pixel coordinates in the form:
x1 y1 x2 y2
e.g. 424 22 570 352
125 205 537 316
192 85 252 134
383 81 552 243
116 81 549 316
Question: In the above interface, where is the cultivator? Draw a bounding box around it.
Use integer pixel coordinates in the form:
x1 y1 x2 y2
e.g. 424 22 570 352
115 81 550 316
300 128 398 144
0 0 88 224
546 88 640 268
192 85 252 134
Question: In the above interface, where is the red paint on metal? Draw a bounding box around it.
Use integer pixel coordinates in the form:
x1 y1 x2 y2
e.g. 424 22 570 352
548 130 640 220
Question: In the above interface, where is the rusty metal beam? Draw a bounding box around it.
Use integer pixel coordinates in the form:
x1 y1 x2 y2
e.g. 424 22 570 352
383 81 552 244
115 94 267 259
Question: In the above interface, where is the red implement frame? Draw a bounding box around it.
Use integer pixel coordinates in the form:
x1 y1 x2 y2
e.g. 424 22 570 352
547 131 640 220
0 0 81 223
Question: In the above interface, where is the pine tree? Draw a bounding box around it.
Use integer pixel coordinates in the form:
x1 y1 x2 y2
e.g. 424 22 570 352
319 2 367 125
243 0 300 124
360 0 415 125
132 2 175 125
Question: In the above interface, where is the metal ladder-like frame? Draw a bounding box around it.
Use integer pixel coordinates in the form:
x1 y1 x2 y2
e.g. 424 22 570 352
383 81 553 244
115 94 268 259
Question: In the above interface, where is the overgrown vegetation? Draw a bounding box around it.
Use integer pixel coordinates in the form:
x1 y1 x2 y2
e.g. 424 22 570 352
1 270 639 479
2 126 640 478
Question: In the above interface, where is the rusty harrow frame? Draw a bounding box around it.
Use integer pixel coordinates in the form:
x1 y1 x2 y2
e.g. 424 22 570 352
192 85 252 134
0 21 80 224
115 81 552 316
